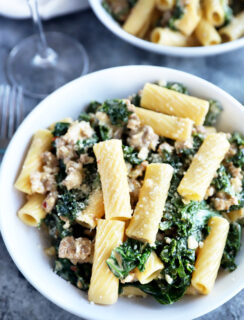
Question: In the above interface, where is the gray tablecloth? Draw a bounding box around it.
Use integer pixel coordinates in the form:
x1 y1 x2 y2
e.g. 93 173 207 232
0 8 244 320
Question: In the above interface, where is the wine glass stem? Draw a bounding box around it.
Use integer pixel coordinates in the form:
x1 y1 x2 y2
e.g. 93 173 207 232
27 0 49 58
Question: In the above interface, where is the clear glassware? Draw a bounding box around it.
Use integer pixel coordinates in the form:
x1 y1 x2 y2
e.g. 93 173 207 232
7 0 89 99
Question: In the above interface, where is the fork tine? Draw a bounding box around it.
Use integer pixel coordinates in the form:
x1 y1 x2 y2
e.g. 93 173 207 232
15 86 23 128
8 86 17 138
0 85 10 138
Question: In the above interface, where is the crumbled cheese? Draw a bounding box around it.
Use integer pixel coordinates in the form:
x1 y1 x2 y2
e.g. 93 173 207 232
165 237 171 244
187 235 198 250
165 274 173 285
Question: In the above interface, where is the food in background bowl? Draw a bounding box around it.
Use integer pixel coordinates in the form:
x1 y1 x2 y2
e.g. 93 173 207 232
15 79 243 305
102 0 244 47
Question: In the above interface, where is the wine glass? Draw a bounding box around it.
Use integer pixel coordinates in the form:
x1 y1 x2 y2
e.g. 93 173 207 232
7 0 89 99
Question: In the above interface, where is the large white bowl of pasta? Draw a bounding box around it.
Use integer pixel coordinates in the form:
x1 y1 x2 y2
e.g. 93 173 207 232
0 65 244 320
89 0 244 57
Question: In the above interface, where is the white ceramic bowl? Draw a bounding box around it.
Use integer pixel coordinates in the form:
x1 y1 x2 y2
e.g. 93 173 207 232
0 66 243 320
89 0 244 57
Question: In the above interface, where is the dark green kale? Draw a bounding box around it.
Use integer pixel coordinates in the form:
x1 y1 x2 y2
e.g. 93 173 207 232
168 0 185 30
230 149 244 168
123 145 143 165
221 222 242 271
55 259 91 291
78 112 91 122
229 132 244 146
212 165 233 196
204 100 223 126
43 211 72 242
76 135 98 155
130 94 141 107
56 188 88 221
176 133 204 157
56 159 66 184
223 4 233 26
165 82 189 95
52 122 70 137
98 124 111 141
106 238 152 279
99 99 132 126
87 101 101 113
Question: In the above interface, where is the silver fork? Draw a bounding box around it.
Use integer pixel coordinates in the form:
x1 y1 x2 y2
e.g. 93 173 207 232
0 85 23 154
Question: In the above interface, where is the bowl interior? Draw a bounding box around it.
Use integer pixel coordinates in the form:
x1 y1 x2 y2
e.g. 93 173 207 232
89 0 244 57
0 66 244 320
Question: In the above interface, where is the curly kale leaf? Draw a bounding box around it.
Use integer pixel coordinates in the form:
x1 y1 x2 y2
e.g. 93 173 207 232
78 112 91 122
223 4 233 26
76 135 98 155
43 211 72 241
165 82 189 95
98 124 111 141
204 100 223 126
99 99 132 126
130 94 141 107
229 132 244 146
230 149 244 168
86 101 101 113
106 239 152 279
212 165 234 195
221 222 242 271
123 145 142 165
52 122 70 137
168 0 185 30
56 159 66 184
56 189 88 221
55 259 91 291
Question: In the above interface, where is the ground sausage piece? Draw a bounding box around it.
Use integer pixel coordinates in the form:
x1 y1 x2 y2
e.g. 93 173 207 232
62 161 83 190
42 191 58 213
58 236 93 265
213 191 238 211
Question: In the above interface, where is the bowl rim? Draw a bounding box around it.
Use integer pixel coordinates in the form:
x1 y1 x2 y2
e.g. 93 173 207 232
0 65 244 320
88 0 244 57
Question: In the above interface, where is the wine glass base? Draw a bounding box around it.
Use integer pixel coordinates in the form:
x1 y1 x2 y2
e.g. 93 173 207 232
7 32 89 99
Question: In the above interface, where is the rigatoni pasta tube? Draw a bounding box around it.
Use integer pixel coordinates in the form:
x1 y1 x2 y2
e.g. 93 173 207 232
126 163 173 244
140 83 209 125
203 0 225 26
219 12 244 42
178 133 230 201
155 0 175 11
134 107 193 141
151 28 191 46
191 216 229 294
135 251 164 284
76 188 104 229
120 286 147 297
93 139 132 220
174 0 201 36
123 0 156 37
88 219 125 304
18 194 46 227
195 19 221 46
227 208 244 222
15 130 53 194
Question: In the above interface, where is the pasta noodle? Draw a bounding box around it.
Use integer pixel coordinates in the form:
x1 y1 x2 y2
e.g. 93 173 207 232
18 194 46 227
120 286 147 298
15 130 53 194
151 28 194 46
178 133 230 201
174 0 201 36
156 0 175 11
195 19 221 46
76 188 104 229
126 163 173 244
135 251 164 284
134 107 193 141
191 216 229 294
88 219 125 304
93 139 132 220
227 208 244 222
203 0 225 26
219 11 244 42
123 0 156 37
140 83 209 125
